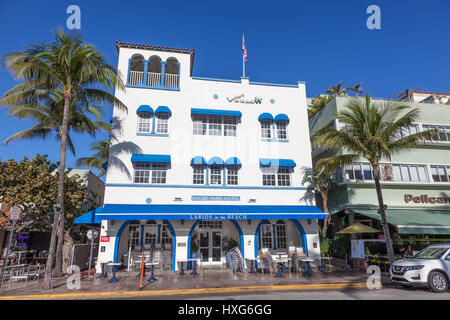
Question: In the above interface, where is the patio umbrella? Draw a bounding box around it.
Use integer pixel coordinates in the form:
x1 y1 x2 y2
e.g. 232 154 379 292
336 222 380 234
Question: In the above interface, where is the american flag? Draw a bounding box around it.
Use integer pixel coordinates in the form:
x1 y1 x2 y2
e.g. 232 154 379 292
242 35 247 63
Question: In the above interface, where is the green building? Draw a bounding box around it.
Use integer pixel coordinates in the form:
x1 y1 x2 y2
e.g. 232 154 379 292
309 92 450 252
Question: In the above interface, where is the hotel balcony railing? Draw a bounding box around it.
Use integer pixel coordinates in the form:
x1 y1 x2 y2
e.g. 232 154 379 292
128 71 179 90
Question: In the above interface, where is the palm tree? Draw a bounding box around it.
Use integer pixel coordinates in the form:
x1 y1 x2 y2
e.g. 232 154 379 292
326 81 347 96
311 95 432 264
2 89 110 155
302 167 335 238
396 89 419 102
346 82 364 98
76 139 110 177
1 29 127 289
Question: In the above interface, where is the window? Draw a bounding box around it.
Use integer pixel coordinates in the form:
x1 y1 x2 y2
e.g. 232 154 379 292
226 167 239 185
260 224 273 249
277 168 291 186
156 114 169 134
261 120 272 138
262 167 292 186
224 116 237 136
208 115 222 136
276 122 288 140
391 164 429 182
345 163 373 181
431 165 450 182
199 221 222 229
209 165 222 185
193 114 207 135
134 163 167 184
422 124 450 142
128 224 140 249
396 124 419 139
144 224 157 246
193 166 205 185
137 112 152 133
161 224 172 245
276 221 287 249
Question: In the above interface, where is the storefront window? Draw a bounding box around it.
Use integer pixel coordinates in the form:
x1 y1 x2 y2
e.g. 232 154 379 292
261 224 273 249
128 224 141 249
276 221 287 249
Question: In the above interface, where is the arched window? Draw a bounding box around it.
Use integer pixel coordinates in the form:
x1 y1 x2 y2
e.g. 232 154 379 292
129 54 145 86
161 223 173 246
275 220 287 249
165 57 179 89
143 220 157 248
260 222 273 249
148 56 162 87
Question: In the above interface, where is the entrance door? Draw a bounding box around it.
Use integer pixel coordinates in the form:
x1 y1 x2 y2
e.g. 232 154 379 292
199 230 222 263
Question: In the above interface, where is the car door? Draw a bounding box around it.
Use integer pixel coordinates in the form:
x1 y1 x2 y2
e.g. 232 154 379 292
444 249 450 278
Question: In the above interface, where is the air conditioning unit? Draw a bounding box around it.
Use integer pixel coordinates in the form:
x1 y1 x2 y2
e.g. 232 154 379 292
173 197 183 202
248 198 256 203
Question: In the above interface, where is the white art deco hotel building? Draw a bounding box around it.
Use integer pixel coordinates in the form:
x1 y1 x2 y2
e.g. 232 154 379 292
75 41 325 271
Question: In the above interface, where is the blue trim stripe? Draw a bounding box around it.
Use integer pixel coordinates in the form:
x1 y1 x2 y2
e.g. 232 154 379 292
104 183 307 190
113 221 130 264
162 220 176 271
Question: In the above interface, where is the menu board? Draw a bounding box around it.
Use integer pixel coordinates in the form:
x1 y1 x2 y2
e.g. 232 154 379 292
351 240 365 259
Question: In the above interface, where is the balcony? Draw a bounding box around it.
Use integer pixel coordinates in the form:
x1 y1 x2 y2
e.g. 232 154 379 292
128 71 179 90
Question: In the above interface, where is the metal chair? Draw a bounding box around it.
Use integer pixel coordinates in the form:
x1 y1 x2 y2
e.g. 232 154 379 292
228 247 244 273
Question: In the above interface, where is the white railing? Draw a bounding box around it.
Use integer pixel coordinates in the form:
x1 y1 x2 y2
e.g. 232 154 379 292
129 71 144 86
147 72 161 87
165 73 179 89
128 71 179 89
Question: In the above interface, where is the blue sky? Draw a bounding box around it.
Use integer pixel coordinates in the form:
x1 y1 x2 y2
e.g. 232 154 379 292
0 0 449 176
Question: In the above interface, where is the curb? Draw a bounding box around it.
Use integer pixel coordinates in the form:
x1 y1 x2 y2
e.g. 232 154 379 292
0 281 389 300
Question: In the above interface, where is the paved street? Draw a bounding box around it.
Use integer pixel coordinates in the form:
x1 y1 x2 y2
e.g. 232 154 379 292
131 285 450 300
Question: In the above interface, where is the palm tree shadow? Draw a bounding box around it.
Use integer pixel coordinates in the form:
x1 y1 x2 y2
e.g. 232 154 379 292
107 116 142 180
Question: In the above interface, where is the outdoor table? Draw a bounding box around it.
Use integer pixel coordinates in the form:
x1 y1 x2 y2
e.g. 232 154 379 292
107 262 122 283
319 257 333 272
97 261 110 279
273 257 289 277
176 259 189 275
246 258 257 273
188 258 199 275
274 252 290 272
147 262 159 282
298 257 314 277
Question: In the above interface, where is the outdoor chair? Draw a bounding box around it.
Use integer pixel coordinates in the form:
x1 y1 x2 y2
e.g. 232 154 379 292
228 247 244 273
258 249 276 274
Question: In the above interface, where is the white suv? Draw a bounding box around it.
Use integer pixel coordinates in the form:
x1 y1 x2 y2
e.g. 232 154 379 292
390 244 450 293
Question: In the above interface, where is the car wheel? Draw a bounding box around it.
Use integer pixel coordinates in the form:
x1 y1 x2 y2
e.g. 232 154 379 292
428 271 449 293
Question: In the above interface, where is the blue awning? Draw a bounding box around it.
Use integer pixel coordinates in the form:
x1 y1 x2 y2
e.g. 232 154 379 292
191 108 242 117
74 208 100 224
258 113 273 122
74 204 326 223
155 106 172 116
274 113 290 123
225 157 242 166
136 105 154 114
131 154 171 163
190 156 207 166
208 156 224 166
259 158 297 167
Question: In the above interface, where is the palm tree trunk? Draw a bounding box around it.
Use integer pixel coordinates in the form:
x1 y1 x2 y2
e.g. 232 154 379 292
321 191 331 238
54 92 71 277
372 164 395 264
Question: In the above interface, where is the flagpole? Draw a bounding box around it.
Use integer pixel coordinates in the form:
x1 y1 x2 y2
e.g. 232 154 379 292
242 33 245 78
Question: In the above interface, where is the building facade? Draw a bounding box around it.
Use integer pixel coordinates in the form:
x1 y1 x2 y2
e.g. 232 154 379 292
75 42 325 271
309 94 450 242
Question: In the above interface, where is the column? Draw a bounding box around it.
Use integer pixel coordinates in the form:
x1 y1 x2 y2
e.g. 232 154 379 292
272 224 277 250
126 58 132 85
160 61 166 87
143 59 149 87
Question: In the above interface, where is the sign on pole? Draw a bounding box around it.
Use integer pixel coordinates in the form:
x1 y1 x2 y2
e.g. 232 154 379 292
87 230 98 240
9 207 21 221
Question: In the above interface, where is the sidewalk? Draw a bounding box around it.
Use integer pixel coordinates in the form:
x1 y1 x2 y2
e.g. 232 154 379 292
0 267 390 299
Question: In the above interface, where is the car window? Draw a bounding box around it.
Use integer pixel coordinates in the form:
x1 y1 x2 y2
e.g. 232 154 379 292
414 247 448 259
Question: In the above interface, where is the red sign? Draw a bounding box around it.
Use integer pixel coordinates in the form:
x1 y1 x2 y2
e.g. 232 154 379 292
100 236 110 243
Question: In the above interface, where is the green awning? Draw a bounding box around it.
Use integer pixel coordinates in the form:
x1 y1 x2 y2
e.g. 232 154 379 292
353 209 450 235
336 222 380 234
